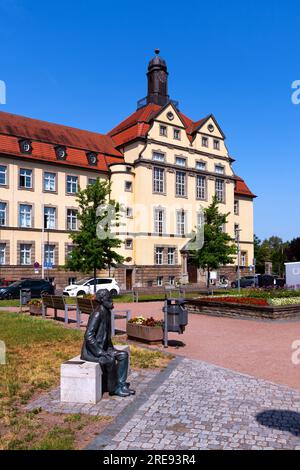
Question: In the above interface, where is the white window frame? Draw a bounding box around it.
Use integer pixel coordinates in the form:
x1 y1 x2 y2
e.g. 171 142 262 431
167 248 175 265
202 136 208 147
234 200 239 215
66 175 78 194
154 208 165 234
213 139 220 150
215 164 225 175
175 171 186 197
44 244 55 265
152 152 165 162
19 168 32 189
67 209 77 231
44 172 56 192
176 210 186 235
19 204 32 228
175 156 186 167
196 175 206 200
124 181 133 192
0 165 7 186
0 202 7 226
0 243 6 265
155 247 164 265
125 239 133 249
196 161 206 171
153 167 165 193
20 244 31 265
173 128 181 140
215 178 225 202
159 125 167 137
157 276 163 286
44 206 56 229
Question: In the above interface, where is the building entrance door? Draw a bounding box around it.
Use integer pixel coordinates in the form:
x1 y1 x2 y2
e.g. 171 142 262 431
187 259 198 283
126 269 133 290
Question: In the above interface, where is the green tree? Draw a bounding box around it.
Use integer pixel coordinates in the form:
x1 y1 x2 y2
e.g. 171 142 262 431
254 235 288 275
66 178 124 291
189 197 236 287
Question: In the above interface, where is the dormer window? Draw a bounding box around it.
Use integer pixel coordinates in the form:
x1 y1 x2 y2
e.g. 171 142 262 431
87 152 98 166
55 146 67 160
19 139 32 154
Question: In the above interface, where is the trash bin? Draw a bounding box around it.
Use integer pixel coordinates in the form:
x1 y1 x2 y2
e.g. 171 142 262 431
163 298 188 334
20 288 31 306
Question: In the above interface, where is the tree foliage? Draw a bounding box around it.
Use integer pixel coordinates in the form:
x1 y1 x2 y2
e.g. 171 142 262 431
65 179 124 282
189 197 236 286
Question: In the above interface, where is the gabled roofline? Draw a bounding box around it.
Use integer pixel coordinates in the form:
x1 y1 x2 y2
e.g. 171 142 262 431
191 113 226 139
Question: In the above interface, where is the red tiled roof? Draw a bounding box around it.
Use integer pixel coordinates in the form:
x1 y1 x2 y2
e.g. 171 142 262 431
0 111 123 172
234 175 256 198
108 103 211 146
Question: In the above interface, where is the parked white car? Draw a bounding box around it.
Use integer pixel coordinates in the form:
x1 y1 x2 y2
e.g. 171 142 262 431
63 277 120 297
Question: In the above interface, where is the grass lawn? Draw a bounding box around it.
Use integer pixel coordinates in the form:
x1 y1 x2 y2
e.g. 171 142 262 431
0 311 170 450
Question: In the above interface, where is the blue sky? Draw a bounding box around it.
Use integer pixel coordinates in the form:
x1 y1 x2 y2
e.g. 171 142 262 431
0 0 299 241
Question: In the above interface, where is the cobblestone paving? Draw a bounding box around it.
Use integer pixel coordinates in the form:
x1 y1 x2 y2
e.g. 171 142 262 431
26 369 160 417
89 358 300 450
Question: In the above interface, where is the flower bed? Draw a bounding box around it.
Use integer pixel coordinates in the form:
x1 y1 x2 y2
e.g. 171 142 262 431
187 297 300 320
28 299 43 315
201 296 269 306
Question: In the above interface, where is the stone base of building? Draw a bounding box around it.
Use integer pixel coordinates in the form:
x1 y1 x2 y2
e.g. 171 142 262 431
0 264 253 291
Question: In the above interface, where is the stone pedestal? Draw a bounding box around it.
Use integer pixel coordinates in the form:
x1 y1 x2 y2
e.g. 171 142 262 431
60 345 130 404
60 355 102 404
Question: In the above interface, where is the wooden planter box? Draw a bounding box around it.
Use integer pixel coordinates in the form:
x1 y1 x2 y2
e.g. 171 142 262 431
29 305 43 315
127 323 164 344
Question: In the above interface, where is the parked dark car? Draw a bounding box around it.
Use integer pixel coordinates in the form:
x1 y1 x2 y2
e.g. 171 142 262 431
231 275 260 289
0 279 54 300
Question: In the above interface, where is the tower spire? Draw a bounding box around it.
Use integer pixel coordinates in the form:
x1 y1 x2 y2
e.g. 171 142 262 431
146 49 169 106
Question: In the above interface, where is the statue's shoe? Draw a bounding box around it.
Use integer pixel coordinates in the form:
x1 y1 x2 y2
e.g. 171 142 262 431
122 385 136 395
109 388 130 397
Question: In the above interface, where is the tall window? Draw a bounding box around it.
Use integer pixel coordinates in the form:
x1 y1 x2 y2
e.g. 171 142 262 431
67 209 78 231
175 171 186 197
19 204 32 228
234 200 239 215
19 168 32 189
44 244 55 265
44 207 56 229
197 211 204 229
176 210 186 235
0 244 6 264
157 276 163 286
153 167 165 193
0 165 7 185
0 202 7 226
66 175 78 194
234 224 240 239
196 175 206 200
44 172 56 192
154 208 165 234
215 179 225 202
155 247 164 265
167 248 175 265
20 244 31 265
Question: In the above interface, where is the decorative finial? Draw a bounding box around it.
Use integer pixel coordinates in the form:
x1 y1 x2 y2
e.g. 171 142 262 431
154 48 160 55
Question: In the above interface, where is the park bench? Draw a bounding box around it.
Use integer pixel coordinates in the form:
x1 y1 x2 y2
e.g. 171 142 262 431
41 294 76 324
76 297 131 334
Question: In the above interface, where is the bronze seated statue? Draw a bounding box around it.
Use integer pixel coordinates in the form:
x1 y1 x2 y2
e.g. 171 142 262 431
80 289 135 397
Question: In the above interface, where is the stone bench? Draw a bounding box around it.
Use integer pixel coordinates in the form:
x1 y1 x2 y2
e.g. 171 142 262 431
60 345 130 404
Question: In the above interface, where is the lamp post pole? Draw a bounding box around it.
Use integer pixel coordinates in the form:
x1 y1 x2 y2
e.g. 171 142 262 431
236 229 242 294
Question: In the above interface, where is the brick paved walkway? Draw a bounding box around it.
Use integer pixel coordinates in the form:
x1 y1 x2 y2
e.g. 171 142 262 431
88 357 300 450
26 369 160 417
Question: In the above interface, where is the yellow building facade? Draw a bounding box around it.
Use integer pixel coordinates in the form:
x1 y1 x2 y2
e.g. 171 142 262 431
0 51 255 289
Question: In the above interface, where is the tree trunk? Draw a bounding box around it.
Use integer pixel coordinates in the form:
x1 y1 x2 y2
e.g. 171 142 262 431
93 266 97 295
207 266 210 289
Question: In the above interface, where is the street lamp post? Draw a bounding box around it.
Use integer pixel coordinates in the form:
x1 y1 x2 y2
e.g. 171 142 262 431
236 228 242 294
